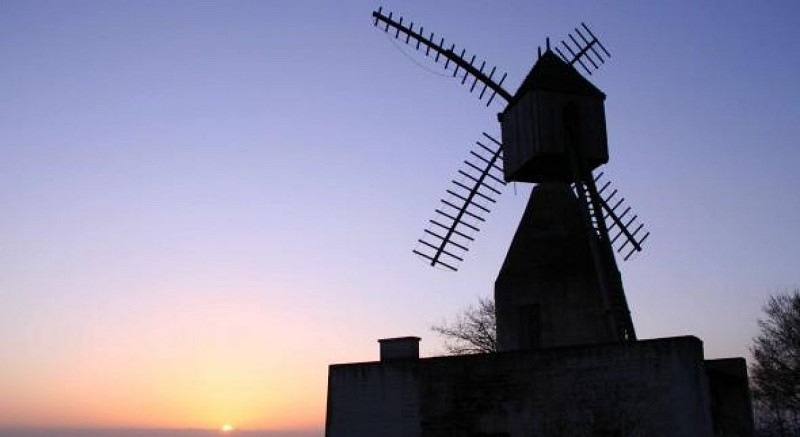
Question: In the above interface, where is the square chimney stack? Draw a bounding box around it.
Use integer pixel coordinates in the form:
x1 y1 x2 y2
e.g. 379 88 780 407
378 337 421 361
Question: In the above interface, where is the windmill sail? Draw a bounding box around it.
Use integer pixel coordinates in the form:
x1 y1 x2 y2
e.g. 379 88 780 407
572 172 650 262
551 23 611 76
372 7 512 106
413 133 505 271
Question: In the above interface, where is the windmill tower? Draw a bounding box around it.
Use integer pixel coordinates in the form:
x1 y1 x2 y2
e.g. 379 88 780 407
371 9 649 348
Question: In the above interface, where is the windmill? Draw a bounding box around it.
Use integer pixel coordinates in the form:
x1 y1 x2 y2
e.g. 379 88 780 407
371 8 649 342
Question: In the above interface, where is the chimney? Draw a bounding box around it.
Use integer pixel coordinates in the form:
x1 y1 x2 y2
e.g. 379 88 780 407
378 337 421 361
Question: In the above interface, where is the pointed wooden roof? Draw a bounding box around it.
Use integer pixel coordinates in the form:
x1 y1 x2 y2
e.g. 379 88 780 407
506 50 605 109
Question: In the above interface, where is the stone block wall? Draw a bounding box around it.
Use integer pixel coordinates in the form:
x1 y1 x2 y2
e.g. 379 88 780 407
326 336 715 437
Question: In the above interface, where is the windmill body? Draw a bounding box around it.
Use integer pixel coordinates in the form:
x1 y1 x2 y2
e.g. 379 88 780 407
495 50 633 349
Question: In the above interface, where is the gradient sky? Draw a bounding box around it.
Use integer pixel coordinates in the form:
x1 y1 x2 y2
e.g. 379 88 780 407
1 0 799 432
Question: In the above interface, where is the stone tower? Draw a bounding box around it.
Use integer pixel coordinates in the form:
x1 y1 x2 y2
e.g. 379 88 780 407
495 182 617 351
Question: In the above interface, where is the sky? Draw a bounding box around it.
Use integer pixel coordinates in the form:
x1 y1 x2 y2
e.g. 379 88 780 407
1 0 799 433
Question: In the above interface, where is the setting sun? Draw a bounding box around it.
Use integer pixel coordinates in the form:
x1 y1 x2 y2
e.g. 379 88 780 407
221 424 234 433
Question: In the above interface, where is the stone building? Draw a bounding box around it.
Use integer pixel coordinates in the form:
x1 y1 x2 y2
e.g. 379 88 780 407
325 184 754 437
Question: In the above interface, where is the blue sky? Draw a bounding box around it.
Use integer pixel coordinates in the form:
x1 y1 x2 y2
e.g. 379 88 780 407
0 0 799 430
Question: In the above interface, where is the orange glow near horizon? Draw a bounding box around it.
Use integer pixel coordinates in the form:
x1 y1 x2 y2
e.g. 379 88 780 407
0 346 328 430
0 285 348 431
0 349 327 430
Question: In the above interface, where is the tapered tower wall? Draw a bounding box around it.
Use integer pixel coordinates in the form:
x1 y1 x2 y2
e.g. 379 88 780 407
495 183 616 351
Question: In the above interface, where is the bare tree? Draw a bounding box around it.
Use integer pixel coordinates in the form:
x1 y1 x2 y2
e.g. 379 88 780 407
750 288 800 436
431 297 496 355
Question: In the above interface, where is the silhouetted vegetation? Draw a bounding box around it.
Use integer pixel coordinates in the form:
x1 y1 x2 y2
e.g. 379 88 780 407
751 289 800 436
431 297 496 354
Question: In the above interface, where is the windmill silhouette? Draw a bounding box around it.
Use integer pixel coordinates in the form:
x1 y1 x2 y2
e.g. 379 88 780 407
371 8 649 342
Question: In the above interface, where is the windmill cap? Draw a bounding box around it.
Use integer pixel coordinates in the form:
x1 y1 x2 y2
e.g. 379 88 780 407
503 50 605 112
